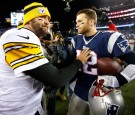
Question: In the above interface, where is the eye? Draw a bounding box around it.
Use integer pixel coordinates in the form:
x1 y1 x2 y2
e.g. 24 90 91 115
37 17 44 21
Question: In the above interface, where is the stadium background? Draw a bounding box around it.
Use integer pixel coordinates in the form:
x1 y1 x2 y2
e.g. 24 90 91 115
0 0 135 39
0 0 135 114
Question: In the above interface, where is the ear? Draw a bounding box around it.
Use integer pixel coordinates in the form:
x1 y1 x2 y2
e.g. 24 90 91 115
89 19 94 26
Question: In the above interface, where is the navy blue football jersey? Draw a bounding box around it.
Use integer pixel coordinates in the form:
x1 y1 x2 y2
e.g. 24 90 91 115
71 31 131 101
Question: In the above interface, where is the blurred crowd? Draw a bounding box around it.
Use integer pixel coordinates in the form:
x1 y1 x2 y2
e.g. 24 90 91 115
0 4 135 115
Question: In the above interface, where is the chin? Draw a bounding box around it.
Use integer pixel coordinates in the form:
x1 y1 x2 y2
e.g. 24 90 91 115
77 30 82 34
78 32 83 34
78 29 84 34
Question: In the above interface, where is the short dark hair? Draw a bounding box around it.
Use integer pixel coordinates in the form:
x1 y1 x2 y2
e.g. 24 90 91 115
76 9 97 25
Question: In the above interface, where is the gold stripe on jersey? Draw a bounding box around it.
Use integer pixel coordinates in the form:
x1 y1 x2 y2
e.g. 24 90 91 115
3 42 45 70
12 54 44 70
3 42 40 51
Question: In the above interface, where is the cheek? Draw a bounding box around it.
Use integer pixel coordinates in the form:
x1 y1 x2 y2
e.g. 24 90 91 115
82 24 89 30
31 22 40 29
79 25 86 31
79 23 87 29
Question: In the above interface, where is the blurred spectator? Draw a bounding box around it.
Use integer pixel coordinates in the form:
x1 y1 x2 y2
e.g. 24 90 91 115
49 33 68 101
108 20 117 31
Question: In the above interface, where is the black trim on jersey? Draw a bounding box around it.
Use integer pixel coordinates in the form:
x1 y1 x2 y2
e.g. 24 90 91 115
116 51 135 85
24 5 43 14
24 60 82 88
12 54 44 70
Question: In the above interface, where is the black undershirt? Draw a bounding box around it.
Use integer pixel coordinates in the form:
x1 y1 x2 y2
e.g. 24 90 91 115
24 59 82 88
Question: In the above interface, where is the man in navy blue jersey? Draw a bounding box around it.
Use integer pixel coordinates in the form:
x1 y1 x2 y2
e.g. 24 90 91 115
67 8 135 115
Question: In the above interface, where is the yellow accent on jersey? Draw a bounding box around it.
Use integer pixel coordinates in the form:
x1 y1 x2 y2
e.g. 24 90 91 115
3 42 39 50
3 42 45 70
12 55 44 70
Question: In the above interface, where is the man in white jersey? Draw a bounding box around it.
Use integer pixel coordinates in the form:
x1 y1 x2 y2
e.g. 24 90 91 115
0 2 91 115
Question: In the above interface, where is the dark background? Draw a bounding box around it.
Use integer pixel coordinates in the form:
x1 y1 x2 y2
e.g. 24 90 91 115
0 0 101 31
0 0 134 31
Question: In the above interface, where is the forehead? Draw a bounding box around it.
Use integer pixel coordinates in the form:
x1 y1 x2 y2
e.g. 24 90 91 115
76 13 87 21
35 15 50 21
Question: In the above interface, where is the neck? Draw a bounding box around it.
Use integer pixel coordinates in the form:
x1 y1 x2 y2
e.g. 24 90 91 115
24 25 42 38
24 25 33 32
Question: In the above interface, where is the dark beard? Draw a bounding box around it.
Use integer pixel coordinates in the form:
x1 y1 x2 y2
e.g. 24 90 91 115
31 20 48 37
36 27 47 37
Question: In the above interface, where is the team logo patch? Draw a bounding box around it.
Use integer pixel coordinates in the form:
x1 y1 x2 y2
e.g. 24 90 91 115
38 8 45 14
121 34 127 40
117 40 129 52
105 102 119 115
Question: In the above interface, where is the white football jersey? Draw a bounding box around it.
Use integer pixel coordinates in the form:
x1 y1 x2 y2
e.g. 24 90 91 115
0 28 49 115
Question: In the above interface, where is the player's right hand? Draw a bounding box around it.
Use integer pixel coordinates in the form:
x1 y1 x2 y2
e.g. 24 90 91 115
76 48 92 64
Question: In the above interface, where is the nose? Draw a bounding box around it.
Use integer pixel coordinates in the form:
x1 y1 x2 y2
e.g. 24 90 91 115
45 19 50 26
43 17 50 25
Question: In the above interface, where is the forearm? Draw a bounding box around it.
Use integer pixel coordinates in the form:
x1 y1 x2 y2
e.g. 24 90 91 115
53 52 76 68
116 51 135 85
24 60 82 88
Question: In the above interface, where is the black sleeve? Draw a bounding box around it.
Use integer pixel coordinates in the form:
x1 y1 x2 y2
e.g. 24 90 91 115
116 51 135 85
118 51 135 64
53 52 76 68
24 59 82 88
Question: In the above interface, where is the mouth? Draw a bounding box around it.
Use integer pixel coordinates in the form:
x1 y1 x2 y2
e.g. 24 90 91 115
42 26 48 31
